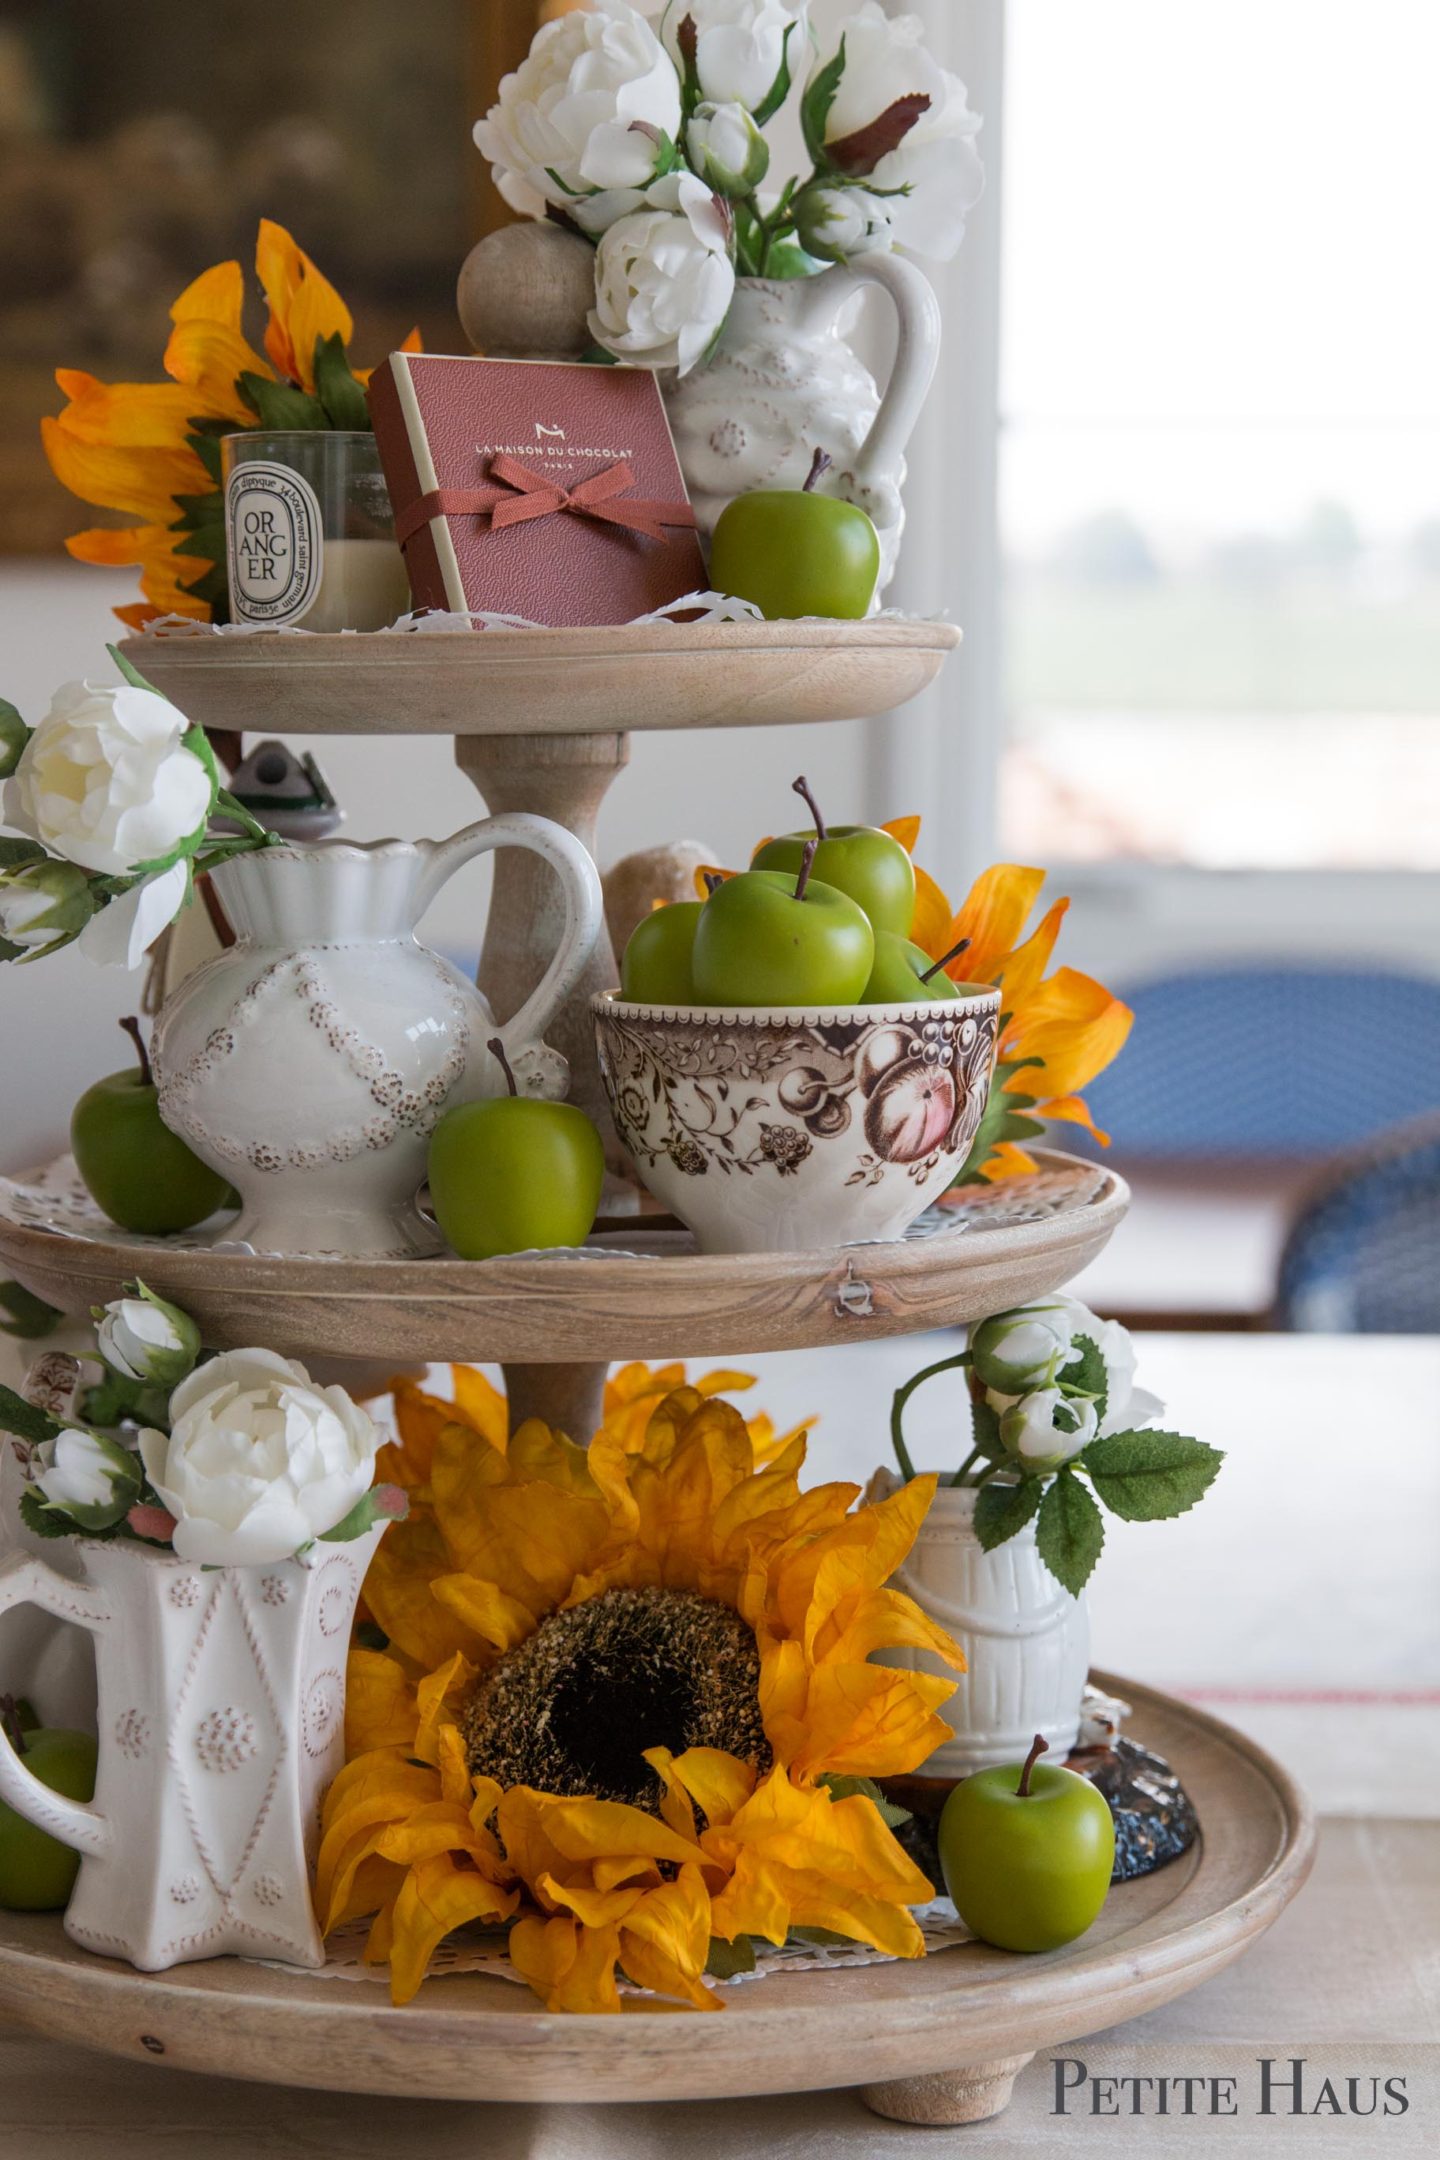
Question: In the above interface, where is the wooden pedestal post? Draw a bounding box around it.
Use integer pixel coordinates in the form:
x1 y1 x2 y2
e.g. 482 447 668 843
502 1360 609 1444
456 731 629 1162
861 2052 1036 2125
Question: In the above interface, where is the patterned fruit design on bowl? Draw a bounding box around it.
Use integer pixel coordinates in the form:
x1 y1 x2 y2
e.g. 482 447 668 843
593 990 1001 1255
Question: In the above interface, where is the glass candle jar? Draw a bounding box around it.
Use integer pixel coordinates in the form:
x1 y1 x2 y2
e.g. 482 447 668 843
222 430 412 632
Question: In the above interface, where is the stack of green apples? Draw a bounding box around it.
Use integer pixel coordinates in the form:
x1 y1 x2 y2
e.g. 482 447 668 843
620 777 969 1010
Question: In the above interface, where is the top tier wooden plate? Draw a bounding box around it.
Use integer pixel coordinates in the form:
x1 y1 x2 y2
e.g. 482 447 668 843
0 1676 1313 2111
119 618 960 737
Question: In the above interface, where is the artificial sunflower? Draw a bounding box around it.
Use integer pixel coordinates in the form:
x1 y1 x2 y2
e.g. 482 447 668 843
43 219 420 631
697 822 1132 1181
322 1386 960 2009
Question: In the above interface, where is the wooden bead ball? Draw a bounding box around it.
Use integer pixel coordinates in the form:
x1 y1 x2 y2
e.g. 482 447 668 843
457 223 597 358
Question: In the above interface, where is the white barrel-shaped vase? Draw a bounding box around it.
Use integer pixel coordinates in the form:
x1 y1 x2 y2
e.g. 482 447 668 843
867 1467 1089 1777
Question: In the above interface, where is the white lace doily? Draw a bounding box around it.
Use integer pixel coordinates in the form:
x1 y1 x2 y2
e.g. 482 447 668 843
140 595 945 637
256 1898 970 1992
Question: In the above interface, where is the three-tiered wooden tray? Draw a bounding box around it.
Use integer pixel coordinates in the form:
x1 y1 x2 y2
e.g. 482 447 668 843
0 621 1312 2121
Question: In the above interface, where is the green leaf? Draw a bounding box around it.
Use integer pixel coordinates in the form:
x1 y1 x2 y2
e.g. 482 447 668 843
0 1382 61 1447
238 372 328 431
313 332 372 431
973 1476 1043 1551
952 1063 1048 1183
180 556 230 614
78 1374 144 1428
1035 1470 1105 1595
0 1282 62 1341
0 937 25 964
704 1934 756 1979
106 641 162 696
0 702 29 780
172 521 227 565
185 429 226 485
1062 1333 1108 1423
355 1619 390 1653
0 837 46 872
818 1772 911 1831
788 1926 854 1949
1084 1430 1224 1521
966 1391 1004 1464
751 21 797 128
801 36 847 167
760 241 824 280
18 1489 72 1541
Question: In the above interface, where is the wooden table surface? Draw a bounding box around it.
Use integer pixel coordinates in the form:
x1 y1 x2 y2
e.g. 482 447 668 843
3 1332 1436 2152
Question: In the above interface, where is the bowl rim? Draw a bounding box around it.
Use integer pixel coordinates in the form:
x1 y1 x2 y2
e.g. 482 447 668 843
593 985 1002 1024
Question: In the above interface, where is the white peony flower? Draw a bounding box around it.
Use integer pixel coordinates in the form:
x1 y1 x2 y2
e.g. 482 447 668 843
999 1387 1098 1474
0 858 94 957
663 0 807 116
589 170 736 373
77 860 189 970
34 1427 141 1531
138 1347 381 1567
686 99 770 195
474 0 681 232
96 1284 201 1390
793 180 892 261
4 679 212 878
808 4 983 262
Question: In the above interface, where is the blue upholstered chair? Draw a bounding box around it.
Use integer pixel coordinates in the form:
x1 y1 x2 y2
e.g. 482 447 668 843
1072 966 1440 1160
1273 1115 1440 1333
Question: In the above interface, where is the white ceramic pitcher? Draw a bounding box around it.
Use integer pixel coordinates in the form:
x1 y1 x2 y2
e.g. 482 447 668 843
151 815 602 1257
867 1468 1090 1776
0 1527 383 1971
664 256 941 597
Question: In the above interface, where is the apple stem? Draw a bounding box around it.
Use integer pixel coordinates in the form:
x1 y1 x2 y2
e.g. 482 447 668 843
119 1015 153 1090
487 1036 520 1099
0 1694 26 1758
920 936 972 985
1016 1733 1048 1798
791 774 827 842
703 872 725 896
793 837 819 905
803 447 832 494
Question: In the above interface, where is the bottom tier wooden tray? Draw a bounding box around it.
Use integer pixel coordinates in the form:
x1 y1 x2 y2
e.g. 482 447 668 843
0 1676 1314 2125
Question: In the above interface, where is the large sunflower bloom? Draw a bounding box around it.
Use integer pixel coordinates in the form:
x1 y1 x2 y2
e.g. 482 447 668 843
324 1388 959 2009
43 221 418 631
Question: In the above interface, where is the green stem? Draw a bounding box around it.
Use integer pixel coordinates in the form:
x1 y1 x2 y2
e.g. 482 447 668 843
948 1442 984 1489
889 1350 972 1485
214 793 279 847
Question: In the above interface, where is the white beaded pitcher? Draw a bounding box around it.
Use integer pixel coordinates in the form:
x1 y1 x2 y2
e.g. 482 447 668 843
0 1527 382 1971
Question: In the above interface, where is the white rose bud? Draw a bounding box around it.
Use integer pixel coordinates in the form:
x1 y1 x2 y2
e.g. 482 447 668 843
34 1427 141 1532
664 1 808 117
999 1388 1098 1474
808 4 983 262
474 0 681 233
970 1300 1082 1395
138 1347 381 1567
0 859 94 959
96 1284 201 1390
793 181 892 261
686 100 769 196
3 680 212 878
589 171 737 375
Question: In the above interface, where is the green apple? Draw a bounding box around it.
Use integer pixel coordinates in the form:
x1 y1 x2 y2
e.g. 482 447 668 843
428 1038 605 1261
621 900 704 1003
751 776 916 937
708 450 881 621
0 1700 97 1912
864 933 972 1004
71 1017 231 1235
938 1734 1115 1954
691 842 874 1007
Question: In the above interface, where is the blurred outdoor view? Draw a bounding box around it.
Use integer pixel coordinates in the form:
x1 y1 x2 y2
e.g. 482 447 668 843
1000 0 1440 869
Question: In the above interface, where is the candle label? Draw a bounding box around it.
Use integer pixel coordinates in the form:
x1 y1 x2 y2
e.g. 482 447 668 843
225 462 324 624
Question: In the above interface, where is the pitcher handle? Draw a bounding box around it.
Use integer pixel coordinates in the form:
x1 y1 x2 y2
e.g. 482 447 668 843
414 812 603 1085
845 252 942 495
0 1552 112 1858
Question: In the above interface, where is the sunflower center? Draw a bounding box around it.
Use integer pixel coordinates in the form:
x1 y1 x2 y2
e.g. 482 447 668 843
461 1585 771 1812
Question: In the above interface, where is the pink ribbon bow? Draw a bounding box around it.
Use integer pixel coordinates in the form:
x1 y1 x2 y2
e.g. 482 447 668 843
395 454 695 551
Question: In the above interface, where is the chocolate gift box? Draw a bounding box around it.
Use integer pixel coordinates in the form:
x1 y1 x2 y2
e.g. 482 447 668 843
367 353 707 626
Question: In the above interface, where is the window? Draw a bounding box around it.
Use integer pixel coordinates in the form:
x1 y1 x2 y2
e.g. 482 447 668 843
1000 0 1440 870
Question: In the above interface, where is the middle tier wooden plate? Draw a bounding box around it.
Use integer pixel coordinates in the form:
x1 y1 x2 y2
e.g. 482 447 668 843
0 1153 1125 1366
119 617 961 737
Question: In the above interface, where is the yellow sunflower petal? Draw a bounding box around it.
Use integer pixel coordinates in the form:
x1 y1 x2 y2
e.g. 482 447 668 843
42 416 207 523
1039 1092 1112 1146
256 217 353 390
881 815 921 854
978 1139 1042 1181
995 895 1069 1013
1001 967 1134 1098
362 1512 487 1668
163 318 268 424
666 1746 758 1831
616 1866 718 2010
344 1645 418 1755
387 1852 518 2006
451 1365 509 1450
910 861 956 961
51 371 202 447
431 1570 539 1654
509 1912 624 2014
170 259 245 331
413 1650 478 1767
950 863 1047 986
778 1659 958 1780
